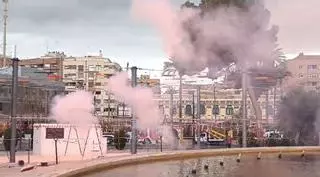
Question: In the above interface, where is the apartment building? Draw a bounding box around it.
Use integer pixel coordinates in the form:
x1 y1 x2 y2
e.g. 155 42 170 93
18 51 65 81
62 54 122 117
284 53 320 92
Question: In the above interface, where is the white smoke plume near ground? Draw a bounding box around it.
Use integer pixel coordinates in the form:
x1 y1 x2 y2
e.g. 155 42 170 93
50 90 97 126
107 72 161 130
131 0 277 74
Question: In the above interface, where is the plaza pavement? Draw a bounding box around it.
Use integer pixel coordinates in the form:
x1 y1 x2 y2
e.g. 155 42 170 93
0 151 136 177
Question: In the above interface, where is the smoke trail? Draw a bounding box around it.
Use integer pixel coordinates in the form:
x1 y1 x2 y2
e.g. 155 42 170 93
50 90 97 126
131 0 278 74
107 72 162 129
278 88 320 145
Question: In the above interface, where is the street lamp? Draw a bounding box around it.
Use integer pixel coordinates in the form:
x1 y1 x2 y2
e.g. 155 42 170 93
10 56 19 163
188 90 195 144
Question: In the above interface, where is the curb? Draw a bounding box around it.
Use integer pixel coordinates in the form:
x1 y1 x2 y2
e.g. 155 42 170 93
57 146 320 177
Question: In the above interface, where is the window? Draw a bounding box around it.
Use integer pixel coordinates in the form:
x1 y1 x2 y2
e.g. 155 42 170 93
95 82 102 86
226 105 234 115
78 65 84 71
200 104 206 115
312 82 317 86
95 91 101 95
104 74 113 78
307 65 317 70
212 105 219 115
65 82 76 86
299 65 303 69
235 90 241 94
172 107 177 115
185 105 192 116
64 73 76 78
88 72 95 78
308 74 317 78
95 99 101 104
267 105 273 115
78 73 84 78
88 65 95 71
299 73 303 78
94 107 101 112
96 65 102 71
64 65 77 70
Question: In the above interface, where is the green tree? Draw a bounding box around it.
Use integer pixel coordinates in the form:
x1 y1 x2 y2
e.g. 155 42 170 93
114 128 127 150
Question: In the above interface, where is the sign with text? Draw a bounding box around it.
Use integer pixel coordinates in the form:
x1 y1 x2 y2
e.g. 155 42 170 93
45 128 64 139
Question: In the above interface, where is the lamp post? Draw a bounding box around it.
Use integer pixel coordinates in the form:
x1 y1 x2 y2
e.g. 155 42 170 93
188 90 195 144
241 70 247 148
213 86 217 123
10 56 19 163
196 86 201 149
179 73 182 125
130 66 138 154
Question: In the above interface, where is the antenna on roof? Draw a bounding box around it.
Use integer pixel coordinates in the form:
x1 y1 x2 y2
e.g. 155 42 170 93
99 49 103 57
2 0 8 67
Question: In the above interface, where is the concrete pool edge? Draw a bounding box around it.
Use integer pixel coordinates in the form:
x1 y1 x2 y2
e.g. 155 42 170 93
56 146 320 177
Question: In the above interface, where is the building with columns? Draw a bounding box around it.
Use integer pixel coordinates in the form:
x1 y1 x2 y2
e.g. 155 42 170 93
155 86 281 125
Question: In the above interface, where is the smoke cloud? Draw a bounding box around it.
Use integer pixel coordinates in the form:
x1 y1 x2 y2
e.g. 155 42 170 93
131 0 278 74
50 90 97 126
107 72 162 129
277 88 320 145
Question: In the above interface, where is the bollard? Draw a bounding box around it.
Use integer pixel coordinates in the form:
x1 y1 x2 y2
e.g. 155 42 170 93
27 138 31 164
257 152 261 160
219 161 224 166
18 160 25 166
278 152 282 159
54 139 58 164
236 153 241 162
301 150 305 158
160 136 163 152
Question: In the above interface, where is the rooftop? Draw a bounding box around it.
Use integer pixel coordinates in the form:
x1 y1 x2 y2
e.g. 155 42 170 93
292 52 320 60
0 67 65 90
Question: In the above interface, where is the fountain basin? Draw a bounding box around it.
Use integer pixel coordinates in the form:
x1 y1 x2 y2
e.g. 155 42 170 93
57 146 320 177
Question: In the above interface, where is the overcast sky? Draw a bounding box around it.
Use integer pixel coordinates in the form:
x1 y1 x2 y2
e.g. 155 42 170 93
2 0 320 69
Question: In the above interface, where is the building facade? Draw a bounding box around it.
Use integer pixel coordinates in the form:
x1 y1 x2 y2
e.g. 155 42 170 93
156 86 281 125
0 67 65 120
18 51 65 81
284 53 320 92
62 54 122 118
138 75 161 94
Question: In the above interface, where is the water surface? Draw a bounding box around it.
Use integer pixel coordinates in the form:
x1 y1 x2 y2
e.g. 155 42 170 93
85 154 320 177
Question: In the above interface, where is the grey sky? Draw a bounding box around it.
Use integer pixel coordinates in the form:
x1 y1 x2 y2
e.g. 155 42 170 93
2 0 320 69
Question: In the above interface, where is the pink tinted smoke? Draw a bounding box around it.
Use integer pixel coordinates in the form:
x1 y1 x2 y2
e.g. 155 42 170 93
107 72 161 129
131 0 195 64
131 0 277 73
50 90 96 126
